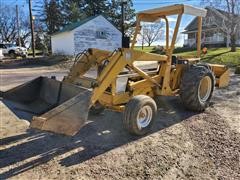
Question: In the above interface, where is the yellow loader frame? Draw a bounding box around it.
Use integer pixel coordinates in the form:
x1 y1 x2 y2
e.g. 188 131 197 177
64 4 230 112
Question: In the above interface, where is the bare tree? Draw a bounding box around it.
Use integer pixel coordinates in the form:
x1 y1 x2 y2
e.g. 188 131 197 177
0 5 17 43
140 23 163 47
174 32 182 46
125 26 135 39
201 0 240 52
0 5 30 46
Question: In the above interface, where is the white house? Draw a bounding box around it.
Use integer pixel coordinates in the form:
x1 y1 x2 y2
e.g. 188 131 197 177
183 7 240 48
51 15 122 55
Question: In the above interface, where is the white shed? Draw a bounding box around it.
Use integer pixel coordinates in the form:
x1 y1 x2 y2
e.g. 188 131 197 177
51 15 122 55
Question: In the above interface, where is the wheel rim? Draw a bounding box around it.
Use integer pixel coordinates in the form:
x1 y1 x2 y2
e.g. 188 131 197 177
137 105 152 129
198 76 212 103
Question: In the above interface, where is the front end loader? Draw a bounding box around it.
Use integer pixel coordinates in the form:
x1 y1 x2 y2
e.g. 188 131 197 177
1 4 230 136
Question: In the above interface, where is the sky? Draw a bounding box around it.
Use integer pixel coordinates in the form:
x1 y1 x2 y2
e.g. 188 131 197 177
0 0 204 46
133 0 203 29
132 0 204 45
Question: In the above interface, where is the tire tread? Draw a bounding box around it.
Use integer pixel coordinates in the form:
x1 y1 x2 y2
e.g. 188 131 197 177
180 65 215 112
123 95 157 135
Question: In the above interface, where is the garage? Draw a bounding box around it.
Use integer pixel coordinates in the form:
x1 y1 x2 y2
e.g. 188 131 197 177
51 15 122 55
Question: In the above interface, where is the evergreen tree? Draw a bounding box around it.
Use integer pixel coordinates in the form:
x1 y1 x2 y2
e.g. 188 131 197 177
107 0 135 35
35 32 44 50
34 0 135 35
45 0 64 34
61 0 86 24
34 0 64 34
83 0 109 16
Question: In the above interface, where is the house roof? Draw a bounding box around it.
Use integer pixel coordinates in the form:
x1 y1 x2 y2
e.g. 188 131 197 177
183 6 240 33
51 15 119 36
182 26 218 34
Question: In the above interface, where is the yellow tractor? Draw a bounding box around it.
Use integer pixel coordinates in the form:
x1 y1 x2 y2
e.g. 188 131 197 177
1 4 230 136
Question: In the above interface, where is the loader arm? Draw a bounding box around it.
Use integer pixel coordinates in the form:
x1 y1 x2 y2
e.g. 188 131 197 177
91 51 127 105
90 49 168 105
65 48 168 106
64 49 112 83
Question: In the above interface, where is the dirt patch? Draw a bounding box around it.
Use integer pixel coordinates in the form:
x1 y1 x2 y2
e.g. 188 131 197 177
0 67 239 179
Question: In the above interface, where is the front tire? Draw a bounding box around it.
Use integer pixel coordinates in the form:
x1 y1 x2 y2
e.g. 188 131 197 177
180 65 215 112
123 95 157 135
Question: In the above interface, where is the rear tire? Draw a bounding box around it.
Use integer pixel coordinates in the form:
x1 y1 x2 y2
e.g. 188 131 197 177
180 65 215 112
123 95 157 135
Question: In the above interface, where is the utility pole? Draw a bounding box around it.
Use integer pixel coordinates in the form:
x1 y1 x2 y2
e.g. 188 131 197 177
0 17 3 43
29 0 35 57
16 5 21 47
141 27 144 50
121 0 127 47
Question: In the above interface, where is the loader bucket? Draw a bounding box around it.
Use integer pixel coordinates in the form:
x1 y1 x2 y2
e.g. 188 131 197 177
209 64 230 88
1 77 92 136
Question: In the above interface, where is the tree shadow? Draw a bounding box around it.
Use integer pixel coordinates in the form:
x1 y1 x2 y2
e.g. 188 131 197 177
0 97 197 179
0 132 41 146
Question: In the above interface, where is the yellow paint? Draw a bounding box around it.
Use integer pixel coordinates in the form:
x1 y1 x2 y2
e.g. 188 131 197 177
62 5 230 113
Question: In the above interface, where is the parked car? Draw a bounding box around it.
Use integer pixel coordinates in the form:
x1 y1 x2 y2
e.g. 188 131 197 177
0 43 28 58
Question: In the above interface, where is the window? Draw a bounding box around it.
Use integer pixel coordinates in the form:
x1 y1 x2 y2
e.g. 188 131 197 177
96 30 107 39
205 16 214 26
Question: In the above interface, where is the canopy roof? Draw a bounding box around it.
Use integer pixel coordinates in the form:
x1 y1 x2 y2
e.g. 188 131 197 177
137 4 207 22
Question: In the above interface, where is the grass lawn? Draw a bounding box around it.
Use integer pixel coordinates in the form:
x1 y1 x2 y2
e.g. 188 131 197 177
134 46 240 67
28 49 43 55
134 46 155 52
176 48 240 67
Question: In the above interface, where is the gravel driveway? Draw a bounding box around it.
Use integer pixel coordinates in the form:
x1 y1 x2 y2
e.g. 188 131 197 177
0 66 239 179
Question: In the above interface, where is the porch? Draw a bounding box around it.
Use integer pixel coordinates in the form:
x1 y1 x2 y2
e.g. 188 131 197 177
183 30 225 47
